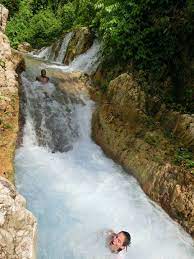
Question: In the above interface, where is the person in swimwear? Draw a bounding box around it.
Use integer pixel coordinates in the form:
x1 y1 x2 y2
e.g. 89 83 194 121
36 69 49 84
106 230 131 254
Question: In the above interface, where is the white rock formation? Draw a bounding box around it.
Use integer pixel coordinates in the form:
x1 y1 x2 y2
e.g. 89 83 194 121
0 177 37 259
0 4 8 33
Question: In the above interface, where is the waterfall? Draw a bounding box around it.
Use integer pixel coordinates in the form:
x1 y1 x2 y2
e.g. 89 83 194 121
68 40 101 74
44 40 101 75
31 32 101 75
55 32 74 63
21 72 80 152
15 37 194 259
33 32 74 63
34 46 53 60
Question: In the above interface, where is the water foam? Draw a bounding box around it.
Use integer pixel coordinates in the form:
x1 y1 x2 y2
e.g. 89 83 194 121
15 35 194 259
15 100 194 259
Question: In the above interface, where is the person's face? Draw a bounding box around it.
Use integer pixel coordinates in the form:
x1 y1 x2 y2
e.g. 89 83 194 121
41 70 46 76
110 232 125 252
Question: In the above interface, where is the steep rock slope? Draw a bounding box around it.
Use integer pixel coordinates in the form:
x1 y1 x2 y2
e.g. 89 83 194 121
0 4 19 182
0 5 37 259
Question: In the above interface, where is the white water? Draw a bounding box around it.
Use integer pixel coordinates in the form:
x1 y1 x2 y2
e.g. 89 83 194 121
44 40 101 75
33 46 53 60
55 32 74 63
32 32 74 63
15 42 194 259
31 39 101 76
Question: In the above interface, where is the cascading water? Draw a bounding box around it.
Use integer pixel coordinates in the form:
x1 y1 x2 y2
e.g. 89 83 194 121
55 32 74 63
32 32 74 63
44 40 101 75
15 41 194 259
21 75 79 152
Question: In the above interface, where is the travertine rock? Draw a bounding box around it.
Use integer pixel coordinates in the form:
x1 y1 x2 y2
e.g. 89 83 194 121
107 73 146 112
49 70 89 101
0 177 37 259
18 42 33 53
156 110 194 152
92 73 194 237
0 4 8 33
0 5 37 258
64 27 93 65
0 6 19 181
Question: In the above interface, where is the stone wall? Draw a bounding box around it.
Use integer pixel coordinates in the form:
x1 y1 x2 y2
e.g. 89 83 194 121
92 73 194 237
0 5 37 258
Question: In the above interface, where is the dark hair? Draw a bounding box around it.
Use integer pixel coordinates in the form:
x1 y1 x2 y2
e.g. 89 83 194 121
41 69 46 76
120 231 131 247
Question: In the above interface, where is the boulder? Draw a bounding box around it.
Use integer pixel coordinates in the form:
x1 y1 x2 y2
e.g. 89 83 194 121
107 73 146 112
17 42 33 53
156 109 194 152
64 27 93 65
0 177 37 259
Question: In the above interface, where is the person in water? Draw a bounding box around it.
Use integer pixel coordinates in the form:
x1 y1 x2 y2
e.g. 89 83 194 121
36 69 49 84
106 230 131 254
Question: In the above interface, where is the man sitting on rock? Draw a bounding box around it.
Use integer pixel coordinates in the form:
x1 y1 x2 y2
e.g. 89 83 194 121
36 69 49 84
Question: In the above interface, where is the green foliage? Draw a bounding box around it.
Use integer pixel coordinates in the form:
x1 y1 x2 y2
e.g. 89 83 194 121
31 0 69 14
93 0 194 110
144 132 159 147
174 148 194 169
99 83 108 93
3 0 194 111
5 0 34 48
73 0 97 27
0 0 21 16
6 1 62 48
29 9 62 47
0 59 6 69
3 123 12 129
58 2 76 30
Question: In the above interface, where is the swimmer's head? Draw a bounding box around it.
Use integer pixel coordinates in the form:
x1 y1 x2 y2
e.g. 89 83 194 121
109 231 131 253
41 69 46 76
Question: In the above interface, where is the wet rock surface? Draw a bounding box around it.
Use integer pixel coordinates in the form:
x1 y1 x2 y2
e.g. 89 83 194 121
64 27 93 65
21 59 90 153
92 73 194 237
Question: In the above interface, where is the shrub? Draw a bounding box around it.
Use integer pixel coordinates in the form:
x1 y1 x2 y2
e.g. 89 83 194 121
6 0 34 48
59 2 76 30
1 0 21 16
174 148 194 169
29 9 62 47
6 1 62 48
